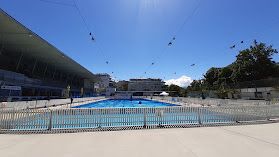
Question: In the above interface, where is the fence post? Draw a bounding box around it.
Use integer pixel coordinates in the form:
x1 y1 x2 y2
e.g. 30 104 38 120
48 110 53 130
266 105 270 120
12 108 15 129
143 108 146 128
198 108 202 125
98 109 102 128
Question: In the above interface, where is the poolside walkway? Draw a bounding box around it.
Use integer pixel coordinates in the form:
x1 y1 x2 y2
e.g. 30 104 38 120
1 123 279 157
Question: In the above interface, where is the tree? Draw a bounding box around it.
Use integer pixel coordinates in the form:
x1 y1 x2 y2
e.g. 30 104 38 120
204 67 220 87
168 84 186 97
231 40 278 82
187 80 203 91
187 40 279 99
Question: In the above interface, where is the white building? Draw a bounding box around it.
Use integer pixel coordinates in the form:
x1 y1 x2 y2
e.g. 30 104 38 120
128 78 166 91
95 73 116 94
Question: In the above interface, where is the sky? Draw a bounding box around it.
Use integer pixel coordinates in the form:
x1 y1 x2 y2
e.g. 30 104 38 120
1 0 279 87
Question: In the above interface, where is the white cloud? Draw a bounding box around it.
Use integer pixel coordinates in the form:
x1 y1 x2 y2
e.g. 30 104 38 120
165 75 193 88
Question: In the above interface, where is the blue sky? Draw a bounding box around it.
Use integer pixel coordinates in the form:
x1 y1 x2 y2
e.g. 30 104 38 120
2 0 279 83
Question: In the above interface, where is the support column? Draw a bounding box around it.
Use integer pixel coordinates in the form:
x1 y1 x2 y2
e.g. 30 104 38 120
65 73 69 83
52 68 56 79
43 63 48 78
60 72 63 81
16 51 24 71
0 44 4 55
31 58 37 74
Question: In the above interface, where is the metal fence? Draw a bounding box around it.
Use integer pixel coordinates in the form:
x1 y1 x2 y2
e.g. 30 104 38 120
141 96 279 106
1 105 279 132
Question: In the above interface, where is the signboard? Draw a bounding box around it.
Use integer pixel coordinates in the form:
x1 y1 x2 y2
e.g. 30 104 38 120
1 86 21 90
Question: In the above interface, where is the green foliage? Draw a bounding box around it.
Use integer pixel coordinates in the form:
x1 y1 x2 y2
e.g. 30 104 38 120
187 40 279 98
215 88 229 99
231 40 278 82
168 84 188 97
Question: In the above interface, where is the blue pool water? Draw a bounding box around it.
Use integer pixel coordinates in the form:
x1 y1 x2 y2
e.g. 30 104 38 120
73 99 181 108
5 100 234 130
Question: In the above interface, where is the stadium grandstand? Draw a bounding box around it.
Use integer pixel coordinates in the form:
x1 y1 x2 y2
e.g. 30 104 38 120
0 9 100 102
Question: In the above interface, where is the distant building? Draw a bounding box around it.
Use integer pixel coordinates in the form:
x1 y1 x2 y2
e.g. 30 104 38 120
96 73 115 88
95 73 116 94
128 78 166 91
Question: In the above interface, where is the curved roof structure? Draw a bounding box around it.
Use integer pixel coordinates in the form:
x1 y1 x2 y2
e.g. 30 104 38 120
0 8 98 81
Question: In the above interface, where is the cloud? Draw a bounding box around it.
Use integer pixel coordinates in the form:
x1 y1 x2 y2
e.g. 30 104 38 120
165 75 193 88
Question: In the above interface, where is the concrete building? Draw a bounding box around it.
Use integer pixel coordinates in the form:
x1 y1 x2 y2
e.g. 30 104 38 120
128 78 166 91
226 78 279 100
228 87 279 100
95 73 116 94
96 73 116 88
0 9 100 102
96 73 115 88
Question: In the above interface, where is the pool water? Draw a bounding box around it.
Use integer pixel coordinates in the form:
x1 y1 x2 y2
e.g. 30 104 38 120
73 99 181 108
7 99 234 130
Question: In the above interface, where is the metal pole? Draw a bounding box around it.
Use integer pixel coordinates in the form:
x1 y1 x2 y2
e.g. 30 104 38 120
12 108 15 129
99 109 102 128
198 108 202 125
266 105 270 120
143 108 146 128
48 110 53 130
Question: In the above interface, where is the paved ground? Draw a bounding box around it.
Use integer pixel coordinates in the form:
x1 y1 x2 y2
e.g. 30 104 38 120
1 123 279 157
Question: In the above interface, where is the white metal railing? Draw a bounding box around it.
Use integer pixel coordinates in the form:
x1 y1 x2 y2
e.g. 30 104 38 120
1 105 279 131
137 96 279 106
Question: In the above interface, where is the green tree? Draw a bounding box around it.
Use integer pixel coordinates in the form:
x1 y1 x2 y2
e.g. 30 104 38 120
231 40 278 82
168 84 186 97
187 40 278 99
204 67 220 87
202 40 278 90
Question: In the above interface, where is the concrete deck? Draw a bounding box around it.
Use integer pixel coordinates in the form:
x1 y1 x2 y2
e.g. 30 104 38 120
1 123 279 157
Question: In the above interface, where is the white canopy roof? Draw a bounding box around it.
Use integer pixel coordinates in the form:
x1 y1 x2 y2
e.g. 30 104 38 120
159 92 169 96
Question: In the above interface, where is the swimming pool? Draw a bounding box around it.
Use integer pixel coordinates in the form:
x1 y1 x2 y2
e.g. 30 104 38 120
73 99 181 108
1 100 236 131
